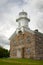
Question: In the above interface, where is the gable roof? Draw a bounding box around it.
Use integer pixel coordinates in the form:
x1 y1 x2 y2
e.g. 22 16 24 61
9 28 43 40
9 31 16 40
9 27 35 40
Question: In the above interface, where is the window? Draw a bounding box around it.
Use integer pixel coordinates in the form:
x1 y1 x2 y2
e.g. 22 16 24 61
14 41 17 46
26 36 30 43
18 37 24 44
26 48 30 54
18 48 21 51
19 39 23 44
13 50 16 55
18 30 22 34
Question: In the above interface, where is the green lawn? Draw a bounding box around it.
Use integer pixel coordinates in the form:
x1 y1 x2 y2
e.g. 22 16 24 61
0 58 43 65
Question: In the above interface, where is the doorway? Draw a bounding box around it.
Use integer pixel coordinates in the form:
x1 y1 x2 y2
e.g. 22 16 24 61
17 48 21 58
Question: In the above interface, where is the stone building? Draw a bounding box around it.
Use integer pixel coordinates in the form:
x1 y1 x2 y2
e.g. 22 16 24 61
9 11 43 59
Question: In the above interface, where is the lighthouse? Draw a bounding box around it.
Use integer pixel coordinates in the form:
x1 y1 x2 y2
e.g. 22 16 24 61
16 10 30 34
10 10 43 59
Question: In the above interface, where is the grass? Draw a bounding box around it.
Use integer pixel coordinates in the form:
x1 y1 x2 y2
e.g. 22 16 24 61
0 58 43 65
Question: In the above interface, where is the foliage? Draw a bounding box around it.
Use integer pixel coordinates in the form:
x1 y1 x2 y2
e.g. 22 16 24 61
0 46 10 58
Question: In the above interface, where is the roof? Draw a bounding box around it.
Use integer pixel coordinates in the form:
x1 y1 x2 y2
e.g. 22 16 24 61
19 10 27 15
9 27 34 40
9 31 16 40
9 27 43 40
34 31 43 37
16 17 30 22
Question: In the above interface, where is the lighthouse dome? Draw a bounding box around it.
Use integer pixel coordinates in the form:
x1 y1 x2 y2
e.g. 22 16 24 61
19 10 27 17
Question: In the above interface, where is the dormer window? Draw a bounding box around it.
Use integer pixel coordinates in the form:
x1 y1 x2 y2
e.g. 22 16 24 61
18 30 22 34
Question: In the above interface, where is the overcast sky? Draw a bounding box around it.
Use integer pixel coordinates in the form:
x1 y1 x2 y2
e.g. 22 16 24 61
0 0 43 50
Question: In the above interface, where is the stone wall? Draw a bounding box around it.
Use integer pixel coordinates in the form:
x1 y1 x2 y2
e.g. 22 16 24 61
10 31 43 59
10 31 35 58
35 32 43 59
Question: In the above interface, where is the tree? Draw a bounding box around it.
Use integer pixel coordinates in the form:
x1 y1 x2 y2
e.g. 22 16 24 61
0 46 10 58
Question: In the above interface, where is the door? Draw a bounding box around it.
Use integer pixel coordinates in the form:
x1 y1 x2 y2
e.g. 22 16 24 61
17 48 21 58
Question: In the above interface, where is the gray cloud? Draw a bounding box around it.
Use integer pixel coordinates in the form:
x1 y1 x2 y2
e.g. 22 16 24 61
0 0 26 12
34 0 43 12
0 0 43 49
26 0 43 32
0 0 7 6
31 0 43 32
8 0 25 5
0 34 9 45
0 0 25 50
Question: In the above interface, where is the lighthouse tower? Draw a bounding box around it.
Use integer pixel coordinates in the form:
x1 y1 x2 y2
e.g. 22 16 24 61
16 10 30 34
